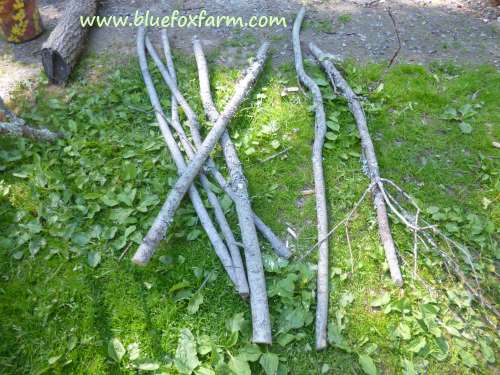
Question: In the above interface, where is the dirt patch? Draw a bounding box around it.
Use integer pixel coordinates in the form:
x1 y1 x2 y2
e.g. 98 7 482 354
1 0 498 100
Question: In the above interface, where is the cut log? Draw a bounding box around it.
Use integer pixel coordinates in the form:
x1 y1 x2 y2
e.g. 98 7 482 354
293 7 330 350
136 26 241 291
0 97 62 141
41 0 97 84
309 42 403 287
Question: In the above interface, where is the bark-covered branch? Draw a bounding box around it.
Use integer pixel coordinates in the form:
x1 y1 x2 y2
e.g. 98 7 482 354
309 42 403 287
41 0 97 84
293 7 329 350
0 97 63 142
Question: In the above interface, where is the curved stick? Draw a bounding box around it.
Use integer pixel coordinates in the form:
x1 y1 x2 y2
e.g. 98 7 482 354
309 42 403 287
135 27 239 289
293 7 329 350
160 30 249 297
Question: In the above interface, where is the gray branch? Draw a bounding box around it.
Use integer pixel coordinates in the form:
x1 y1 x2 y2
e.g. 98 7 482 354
0 97 63 142
135 26 239 291
293 7 330 350
144 37 289 259
309 42 403 287
159 30 249 298
192 36 273 344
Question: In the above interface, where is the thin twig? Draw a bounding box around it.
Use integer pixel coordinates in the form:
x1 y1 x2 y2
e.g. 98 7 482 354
386 7 401 68
413 209 419 279
118 242 132 262
345 225 354 275
259 147 290 163
299 182 374 262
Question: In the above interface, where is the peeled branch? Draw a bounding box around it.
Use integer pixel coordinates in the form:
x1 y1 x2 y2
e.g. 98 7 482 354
132 27 269 267
136 26 242 293
293 7 330 350
144 36 290 260
308 42 403 287
158 30 249 297
192 36 273 344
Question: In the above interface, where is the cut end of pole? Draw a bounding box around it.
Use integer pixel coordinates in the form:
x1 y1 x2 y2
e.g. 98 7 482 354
252 334 272 345
41 48 70 85
393 276 404 287
316 341 327 351
131 244 152 266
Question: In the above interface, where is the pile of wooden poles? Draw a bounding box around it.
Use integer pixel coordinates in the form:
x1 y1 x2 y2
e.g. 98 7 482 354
133 26 291 344
133 5 409 348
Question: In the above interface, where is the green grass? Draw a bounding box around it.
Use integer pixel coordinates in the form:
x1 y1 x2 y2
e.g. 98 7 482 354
0 52 498 374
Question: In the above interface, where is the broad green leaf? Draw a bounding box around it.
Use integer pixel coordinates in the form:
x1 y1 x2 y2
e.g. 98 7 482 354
459 351 478 368
459 122 472 134
226 313 245 333
401 359 416 375
396 323 411 340
108 338 126 362
87 251 101 268
169 281 191 294
280 307 306 332
195 367 215 375
326 121 340 132
479 340 495 364
325 132 338 141
72 232 90 246
259 352 279 375
29 238 46 257
229 356 251 375
127 342 140 361
358 354 377 375
136 362 160 371
187 229 202 241
109 208 134 224
407 336 426 353
277 333 295 347
175 329 200 374
238 344 261 362
371 292 390 307
12 251 24 260
196 335 212 356
339 292 354 307
187 293 204 314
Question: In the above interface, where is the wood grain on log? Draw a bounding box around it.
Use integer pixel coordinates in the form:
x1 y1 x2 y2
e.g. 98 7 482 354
41 0 97 84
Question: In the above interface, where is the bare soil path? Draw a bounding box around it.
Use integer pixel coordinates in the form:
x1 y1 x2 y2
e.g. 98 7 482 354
1 0 498 99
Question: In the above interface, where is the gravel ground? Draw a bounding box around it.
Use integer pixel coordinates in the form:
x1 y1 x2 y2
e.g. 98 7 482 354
1 0 498 100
